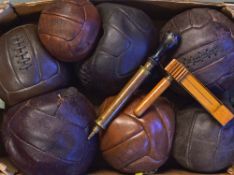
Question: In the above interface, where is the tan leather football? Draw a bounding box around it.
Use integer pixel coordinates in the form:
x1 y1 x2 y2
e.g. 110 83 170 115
99 96 175 174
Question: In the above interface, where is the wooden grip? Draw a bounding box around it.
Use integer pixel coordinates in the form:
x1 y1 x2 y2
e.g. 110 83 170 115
134 59 234 125
134 75 173 117
165 59 234 126
134 58 233 126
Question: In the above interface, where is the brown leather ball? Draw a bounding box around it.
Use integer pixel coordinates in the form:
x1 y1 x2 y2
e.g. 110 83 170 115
0 24 69 106
99 96 175 173
174 105 234 173
161 8 234 96
2 87 98 175
38 0 101 62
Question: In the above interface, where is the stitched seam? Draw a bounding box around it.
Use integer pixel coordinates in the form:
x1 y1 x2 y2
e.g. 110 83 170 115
212 123 222 170
153 103 171 154
130 113 152 158
186 110 199 169
124 155 162 171
26 102 86 130
7 100 31 129
8 128 82 163
207 9 234 39
3 68 61 93
102 130 144 153
117 8 147 34
42 12 84 24
188 10 192 27
172 17 179 32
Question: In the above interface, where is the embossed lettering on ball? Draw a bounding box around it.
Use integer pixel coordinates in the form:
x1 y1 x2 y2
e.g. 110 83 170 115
38 0 101 62
77 3 157 95
100 96 175 173
161 8 234 96
3 87 98 175
174 105 234 173
0 24 69 106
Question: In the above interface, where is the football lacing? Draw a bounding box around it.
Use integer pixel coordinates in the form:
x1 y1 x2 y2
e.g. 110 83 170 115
12 34 32 71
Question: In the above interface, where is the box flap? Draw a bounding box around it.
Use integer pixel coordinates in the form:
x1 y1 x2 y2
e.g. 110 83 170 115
0 2 17 24
12 0 53 15
222 3 234 18
1 0 234 25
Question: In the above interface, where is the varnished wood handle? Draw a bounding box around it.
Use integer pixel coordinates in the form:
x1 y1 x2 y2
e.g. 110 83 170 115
134 75 173 117
134 58 234 126
165 59 234 126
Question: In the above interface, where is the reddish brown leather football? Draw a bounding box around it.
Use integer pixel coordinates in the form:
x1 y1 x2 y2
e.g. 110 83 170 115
2 87 98 175
161 8 234 96
38 0 101 62
0 24 69 106
99 96 175 174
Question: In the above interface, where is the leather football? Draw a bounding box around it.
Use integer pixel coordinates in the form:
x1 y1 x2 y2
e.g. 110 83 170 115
0 24 69 106
100 96 175 173
2 87 98 175
161 8 234 96
174 105 234 173
78 3 157 95
38 0 101 62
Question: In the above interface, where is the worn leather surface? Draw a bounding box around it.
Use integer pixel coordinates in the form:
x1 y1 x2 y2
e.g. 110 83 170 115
161 8 234 96
99 96 175 173
2 87 98 175
0 24 69 106
38 0 101 62
78 3 157 95
174 105 234 173
88 170 122 175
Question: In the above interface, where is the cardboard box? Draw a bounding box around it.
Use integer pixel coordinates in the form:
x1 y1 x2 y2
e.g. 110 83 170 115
1 0 234 24
0 0 233 175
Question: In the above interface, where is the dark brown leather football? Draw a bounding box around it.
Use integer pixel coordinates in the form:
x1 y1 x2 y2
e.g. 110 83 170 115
100 96 175 173
38 0 101 62
0 24 69 106
77 3 157 95
174 105 234 173
161 8 234 96
2 87 98 175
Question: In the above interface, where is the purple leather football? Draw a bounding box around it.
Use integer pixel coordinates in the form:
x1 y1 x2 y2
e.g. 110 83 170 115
3 87 98 175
